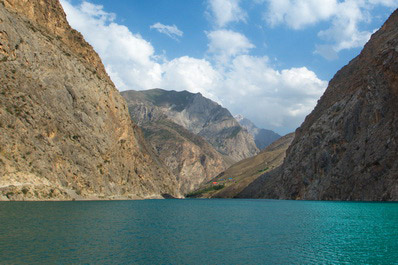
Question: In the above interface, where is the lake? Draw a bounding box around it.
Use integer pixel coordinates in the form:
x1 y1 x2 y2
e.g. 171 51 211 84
0 199 397 264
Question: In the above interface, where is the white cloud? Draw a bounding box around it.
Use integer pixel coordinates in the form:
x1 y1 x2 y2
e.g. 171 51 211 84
369 0 398 6
162 55 327 133
61 0 327 134
207 30 255 64
263 0 398 59
315 1 373 59
221 55 327 131
161 56 222 101
207 0 247 27
60 0 162 91
150 23 183 40
265 0 337 30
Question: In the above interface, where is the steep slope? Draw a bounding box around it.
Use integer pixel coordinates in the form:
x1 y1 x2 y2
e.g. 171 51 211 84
239 10 398 201
0 0 180 200
140 119 227 194
122 89 259 162
235 115 281 150
122 91 228 194
189 133 294 198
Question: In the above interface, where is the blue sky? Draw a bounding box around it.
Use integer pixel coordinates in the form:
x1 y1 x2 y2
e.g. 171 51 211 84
61 0 397 134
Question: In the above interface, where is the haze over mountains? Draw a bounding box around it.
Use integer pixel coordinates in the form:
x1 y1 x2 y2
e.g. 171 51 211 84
235 115 281 150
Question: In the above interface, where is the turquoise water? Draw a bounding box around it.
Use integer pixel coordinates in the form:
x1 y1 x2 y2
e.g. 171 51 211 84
0 199 397 264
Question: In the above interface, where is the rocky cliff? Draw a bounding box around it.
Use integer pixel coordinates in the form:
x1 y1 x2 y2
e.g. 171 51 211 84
190 133 294 198
122 90 229 194
239 10 398 201
122 89 259 163
0 0 180 200
235 115 281 150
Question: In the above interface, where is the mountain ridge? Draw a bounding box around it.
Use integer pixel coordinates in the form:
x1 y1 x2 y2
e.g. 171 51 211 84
234 115 281 150
122 89 259 163
122 88 259 194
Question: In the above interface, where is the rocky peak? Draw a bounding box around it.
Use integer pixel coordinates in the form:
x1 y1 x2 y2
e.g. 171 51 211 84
122 89 259 162
121 89 229 194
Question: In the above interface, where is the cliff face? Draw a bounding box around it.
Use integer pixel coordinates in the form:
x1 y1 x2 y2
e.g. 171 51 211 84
235 115 281 150
122 89 259 163
122 91 228 194
239 10 398 201
140 119 227 194
0 0 180 200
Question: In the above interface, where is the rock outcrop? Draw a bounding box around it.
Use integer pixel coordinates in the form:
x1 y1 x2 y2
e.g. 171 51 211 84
122 89 259 163
190 133 294 198
0 0 180 200
235 115 281 150
137 119 227 194
122 90 229 194
239 10 398 201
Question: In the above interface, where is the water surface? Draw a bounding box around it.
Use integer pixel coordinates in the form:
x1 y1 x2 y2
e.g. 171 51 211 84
0 199 397 264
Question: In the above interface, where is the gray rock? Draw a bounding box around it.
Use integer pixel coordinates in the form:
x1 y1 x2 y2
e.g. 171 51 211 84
122 89 259 163
235 115 281 150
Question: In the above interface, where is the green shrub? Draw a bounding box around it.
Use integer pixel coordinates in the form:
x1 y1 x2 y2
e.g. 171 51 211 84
258 167 269 173
186 184 225 198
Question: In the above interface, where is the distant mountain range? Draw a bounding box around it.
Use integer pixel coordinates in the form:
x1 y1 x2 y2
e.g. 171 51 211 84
234 115 281 150
121 89 259 194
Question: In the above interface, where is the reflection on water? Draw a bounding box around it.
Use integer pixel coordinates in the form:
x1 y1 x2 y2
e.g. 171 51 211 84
0 200 397 264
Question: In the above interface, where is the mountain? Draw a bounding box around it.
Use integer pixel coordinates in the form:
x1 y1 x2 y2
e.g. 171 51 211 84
122 89 256 194
235 115 281 150
126 115 227 194
122 89 259 163
238 10 398 201
0 0 181 200
187 133 294 198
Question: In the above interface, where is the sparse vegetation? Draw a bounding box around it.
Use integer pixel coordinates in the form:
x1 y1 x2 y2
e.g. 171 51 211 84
258 167 269 173
186 184 224 198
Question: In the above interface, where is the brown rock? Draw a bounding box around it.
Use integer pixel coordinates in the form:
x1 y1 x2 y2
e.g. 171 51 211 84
122 91 229 194
140 119 228 194
0 0 180 200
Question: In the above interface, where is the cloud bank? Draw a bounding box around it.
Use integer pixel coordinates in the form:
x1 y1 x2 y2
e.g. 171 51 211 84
60 0 330 134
